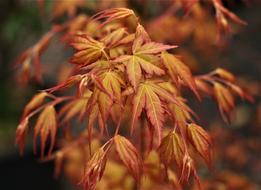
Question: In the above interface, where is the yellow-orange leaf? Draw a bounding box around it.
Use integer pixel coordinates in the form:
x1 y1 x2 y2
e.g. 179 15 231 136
114 135 142 181
115 55 165 89
213 68 235 82
91 8 136 26
131 82 164 144
161 52 199 98
45 75 83 93
81 148 107 190
134 41 177 55
59 98 89 123
132 24 150 52
23 92 47 117
131 80 186 144
98 71 124 125
213 82 234 122
126 56 142 89
34 105 57 157
101 27 127 47
187 123 212 166
70 35 106 66
180 153 200 187
158 131 185 167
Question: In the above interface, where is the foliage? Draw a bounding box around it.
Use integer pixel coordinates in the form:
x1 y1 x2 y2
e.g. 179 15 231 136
15 1 254 190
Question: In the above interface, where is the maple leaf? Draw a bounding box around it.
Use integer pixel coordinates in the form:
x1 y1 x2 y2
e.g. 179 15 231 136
34 105 57 157
81 147 107 190
45 75 83 93
169 97 194 122
91 8 137 26
211 68 235 82
59 97 89 124
97 71 124 125
213 82 234 122
195 78 214 96
22 92 48 118
114 135 142 182
114 25 175 89
16 117 29 155
187 123 212 167
70 34 107 66
212 0 246 38
115 55 165 89
161 52 199 99
82 60 110 72
15 27 62 83
228 82 254 103
132 24 176 55
158 131 185 168
196 71 253 123
101 27 128 48
180 153 200 188
131 80 184 144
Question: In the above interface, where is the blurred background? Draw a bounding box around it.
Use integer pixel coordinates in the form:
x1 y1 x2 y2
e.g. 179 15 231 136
0 0 260 190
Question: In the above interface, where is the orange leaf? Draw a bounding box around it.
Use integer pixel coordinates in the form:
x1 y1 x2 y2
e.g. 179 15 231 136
133 24 176 54
169 98 195 131
91 8 136 26
161 52 199 99
16 29 57 82
134 41 177 55
115 55 165 89
114 135 142 181
81 147 107 190
131 81 164 144
70 35 106 66
101 27 127 47
212 68 235 82
16 117 29 155
187 123 212 166
59 97 89 123
98 71 124 125
45 75 83 93
213 82 234 122
23 92 48 117
34 105 57 157
195 78 213 96
158 131 185 167
180 153 200 188
131 80 186 144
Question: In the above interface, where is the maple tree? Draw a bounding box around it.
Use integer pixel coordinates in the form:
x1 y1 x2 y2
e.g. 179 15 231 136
14 1 255 190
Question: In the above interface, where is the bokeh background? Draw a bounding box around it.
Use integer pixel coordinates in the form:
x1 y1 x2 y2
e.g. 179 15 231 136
0 0 260 190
